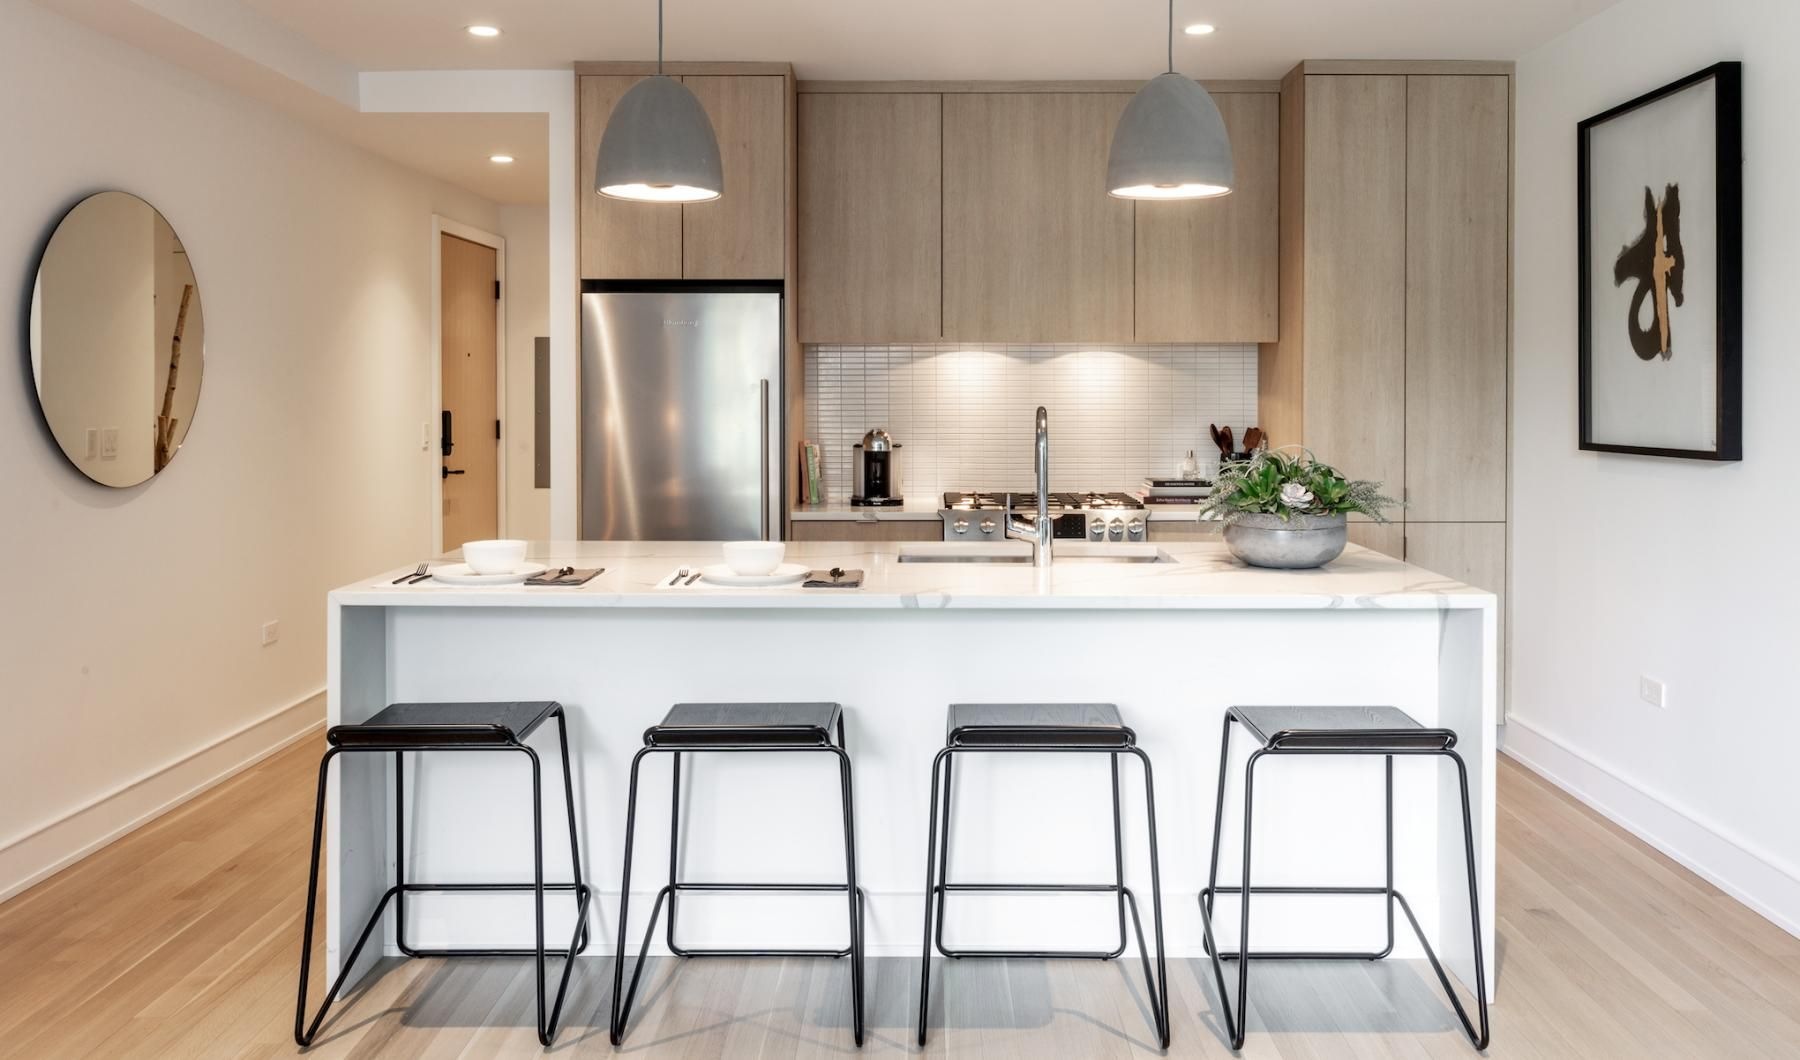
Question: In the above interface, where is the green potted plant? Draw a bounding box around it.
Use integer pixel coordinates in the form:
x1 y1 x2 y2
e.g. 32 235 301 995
1199 448 1400 569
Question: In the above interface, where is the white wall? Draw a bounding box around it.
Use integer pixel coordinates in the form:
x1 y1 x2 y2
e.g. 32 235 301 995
499 204 550 541
0 0 500 897
1509 0 1800 934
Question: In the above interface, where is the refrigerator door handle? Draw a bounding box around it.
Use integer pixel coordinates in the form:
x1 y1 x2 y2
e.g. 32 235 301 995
759 379 772 541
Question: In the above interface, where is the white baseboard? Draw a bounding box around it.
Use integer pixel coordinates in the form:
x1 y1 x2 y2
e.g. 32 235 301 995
1501 715 1800 939
0 690 326 902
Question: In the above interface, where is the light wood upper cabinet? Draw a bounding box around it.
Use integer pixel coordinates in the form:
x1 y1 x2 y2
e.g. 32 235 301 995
578 74 683 279
1405 75 1510 521
684 75 787 279
1404 522 1505 593
1134 91 1280 343
941 93 1134 343
798 93 943 342
1300 74 1409 491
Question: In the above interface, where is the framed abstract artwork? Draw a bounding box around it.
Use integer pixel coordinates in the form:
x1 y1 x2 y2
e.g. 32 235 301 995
1578 61 1742 460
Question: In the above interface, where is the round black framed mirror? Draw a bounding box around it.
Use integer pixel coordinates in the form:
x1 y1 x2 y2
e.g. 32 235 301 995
29 191 205 487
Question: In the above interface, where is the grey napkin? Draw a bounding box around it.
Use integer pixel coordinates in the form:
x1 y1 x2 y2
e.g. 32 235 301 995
526 567 603 586
804 568 863 588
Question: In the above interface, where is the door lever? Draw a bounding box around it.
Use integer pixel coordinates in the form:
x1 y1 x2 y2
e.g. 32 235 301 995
442 467 466 479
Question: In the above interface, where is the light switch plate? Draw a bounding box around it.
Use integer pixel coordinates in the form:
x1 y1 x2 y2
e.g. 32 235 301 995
261 620 280 646
1639 675 1667 709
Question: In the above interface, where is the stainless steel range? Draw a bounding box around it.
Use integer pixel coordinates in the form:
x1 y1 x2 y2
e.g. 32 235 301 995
939 490 1149 542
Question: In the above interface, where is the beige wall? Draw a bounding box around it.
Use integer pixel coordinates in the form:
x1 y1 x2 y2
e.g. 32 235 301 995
0 0 499 896
500 204 551 541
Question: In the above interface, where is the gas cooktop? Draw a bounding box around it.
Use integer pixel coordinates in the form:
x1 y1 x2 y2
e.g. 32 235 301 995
940 490 1144 512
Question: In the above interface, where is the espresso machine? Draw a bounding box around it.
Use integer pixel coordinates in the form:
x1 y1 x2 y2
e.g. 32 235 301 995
850 428 904 506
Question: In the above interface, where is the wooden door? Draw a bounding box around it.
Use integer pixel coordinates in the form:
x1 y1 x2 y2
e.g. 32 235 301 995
798 92 943 342
1134 91 1280 342
1300 75 1408 493
942 92 1134 342
683 75 787 279
440 233 499 550
578 74 684 278
1405 75 1510 521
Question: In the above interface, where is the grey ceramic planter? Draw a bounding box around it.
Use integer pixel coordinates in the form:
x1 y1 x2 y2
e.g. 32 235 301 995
1223 512 1348 569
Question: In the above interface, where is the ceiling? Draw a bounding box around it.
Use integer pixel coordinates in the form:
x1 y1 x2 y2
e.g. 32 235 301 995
341 114 548 205
239 0 1620 81
44 0 1622 207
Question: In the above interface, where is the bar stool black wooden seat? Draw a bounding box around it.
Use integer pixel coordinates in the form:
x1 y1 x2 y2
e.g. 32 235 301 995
916 703 1169 1049
294 701 589 1049
610 702 865 1047
1199 705 1489 1051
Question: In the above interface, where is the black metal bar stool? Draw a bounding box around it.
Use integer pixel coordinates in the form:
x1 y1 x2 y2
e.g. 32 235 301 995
610 702 865 1047
294 701 590 1048
916 703 1169 1049
1199 705 1489 1050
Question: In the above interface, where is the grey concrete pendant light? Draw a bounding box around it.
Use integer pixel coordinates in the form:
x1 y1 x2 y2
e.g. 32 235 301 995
1107 0 1234 199
596 0 723 202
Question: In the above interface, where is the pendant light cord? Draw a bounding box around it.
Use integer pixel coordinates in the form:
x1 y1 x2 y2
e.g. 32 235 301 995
1167 0 1174 73
657 0 664 75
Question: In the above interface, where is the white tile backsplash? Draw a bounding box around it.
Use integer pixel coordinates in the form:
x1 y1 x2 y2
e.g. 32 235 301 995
803 343 1258 501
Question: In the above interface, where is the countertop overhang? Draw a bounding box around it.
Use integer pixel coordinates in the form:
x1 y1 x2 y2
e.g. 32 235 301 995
331 540 1492 612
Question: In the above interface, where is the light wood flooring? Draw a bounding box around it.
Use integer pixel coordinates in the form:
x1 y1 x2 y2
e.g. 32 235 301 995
2 742 1798 1058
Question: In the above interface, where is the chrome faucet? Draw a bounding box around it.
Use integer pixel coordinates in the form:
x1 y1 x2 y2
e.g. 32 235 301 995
1006 406 1053 567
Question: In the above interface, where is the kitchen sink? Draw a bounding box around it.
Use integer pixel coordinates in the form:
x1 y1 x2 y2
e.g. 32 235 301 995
896 542 1173 564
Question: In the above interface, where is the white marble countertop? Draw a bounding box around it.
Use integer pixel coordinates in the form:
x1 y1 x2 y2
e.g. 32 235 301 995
331 539 1491 611
790 500 1212 523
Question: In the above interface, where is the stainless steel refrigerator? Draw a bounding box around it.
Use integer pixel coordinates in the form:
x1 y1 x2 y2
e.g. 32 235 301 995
580 288 783 540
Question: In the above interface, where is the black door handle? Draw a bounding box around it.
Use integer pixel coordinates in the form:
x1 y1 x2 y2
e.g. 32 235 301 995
442 467 466 479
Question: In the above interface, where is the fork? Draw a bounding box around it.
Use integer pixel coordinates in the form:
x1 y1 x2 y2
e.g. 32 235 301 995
667 567 690 587
392 562 428 585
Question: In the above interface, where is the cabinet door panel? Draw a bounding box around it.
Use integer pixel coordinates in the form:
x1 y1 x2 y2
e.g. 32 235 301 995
579 75 683 279
798 93 943 342
1348 520 1404 559
1406 76 1510 521
1134 91 1280 342
1300 75 1408 494
1404 522 1505 593
942 93 1134 342
683 75 787 279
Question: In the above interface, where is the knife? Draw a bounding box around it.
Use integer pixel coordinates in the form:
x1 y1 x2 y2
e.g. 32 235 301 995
684 571 702 586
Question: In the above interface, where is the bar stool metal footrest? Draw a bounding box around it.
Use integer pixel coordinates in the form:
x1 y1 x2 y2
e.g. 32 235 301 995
1198 705 1489 1051
295 701 590 1049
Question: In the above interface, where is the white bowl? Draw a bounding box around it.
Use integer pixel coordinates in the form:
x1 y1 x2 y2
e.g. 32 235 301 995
461 539 528 575
722 540 785 577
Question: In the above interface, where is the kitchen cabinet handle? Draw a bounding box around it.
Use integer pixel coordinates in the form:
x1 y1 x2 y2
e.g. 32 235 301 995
759 379 771 541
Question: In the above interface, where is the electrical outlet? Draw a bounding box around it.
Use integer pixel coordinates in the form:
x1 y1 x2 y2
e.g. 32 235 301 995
1638 675 1667 709
261 620 280 646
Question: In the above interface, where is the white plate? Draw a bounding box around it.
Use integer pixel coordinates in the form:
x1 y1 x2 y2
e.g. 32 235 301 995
426 562 549 586
698 562 809 587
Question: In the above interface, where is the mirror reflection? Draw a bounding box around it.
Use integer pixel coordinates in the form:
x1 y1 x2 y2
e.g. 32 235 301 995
29 191 205 487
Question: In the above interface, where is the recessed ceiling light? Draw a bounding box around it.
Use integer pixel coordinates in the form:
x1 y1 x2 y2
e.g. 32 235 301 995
489 154 515 164
466 25 501 38
1184 23 1215 36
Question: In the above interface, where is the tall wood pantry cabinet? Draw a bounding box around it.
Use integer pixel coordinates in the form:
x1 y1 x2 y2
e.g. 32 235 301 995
1259 61 1511 661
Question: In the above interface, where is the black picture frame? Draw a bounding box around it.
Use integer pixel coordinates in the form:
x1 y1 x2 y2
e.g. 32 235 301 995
1577 61 1742 461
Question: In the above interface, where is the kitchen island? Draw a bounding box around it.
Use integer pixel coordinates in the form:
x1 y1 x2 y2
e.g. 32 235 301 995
324 539 1497 1003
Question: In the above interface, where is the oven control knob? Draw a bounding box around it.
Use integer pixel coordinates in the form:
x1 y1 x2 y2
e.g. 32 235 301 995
1089 517 1108 540
1108 518 1125 541
979 518 997 535
1126 518 1146 539
952 519 970 535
